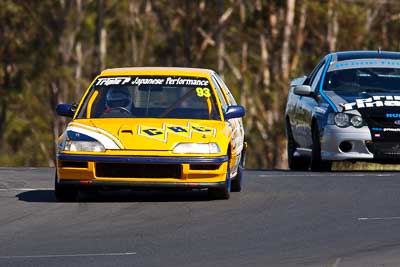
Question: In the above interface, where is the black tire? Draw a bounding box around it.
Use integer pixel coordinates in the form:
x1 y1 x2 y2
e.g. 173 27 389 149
54 173 79 202
310 125 332 172
286 122 310 170
209 164 231 200
231 152 245 192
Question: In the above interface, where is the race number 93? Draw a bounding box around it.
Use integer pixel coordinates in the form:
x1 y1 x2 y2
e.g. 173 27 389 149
196 87 211 97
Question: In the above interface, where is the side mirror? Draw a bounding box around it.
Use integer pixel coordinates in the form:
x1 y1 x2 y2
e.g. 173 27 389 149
294 85 313 97
224 105 245 120
56 103 76 117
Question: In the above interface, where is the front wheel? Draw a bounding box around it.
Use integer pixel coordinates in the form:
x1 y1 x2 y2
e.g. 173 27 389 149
54 173 79 202
209 164 231 200
310 126 332 172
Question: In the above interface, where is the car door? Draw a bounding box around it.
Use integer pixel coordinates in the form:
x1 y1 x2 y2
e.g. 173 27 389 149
212 74 244 174
295 60 327 148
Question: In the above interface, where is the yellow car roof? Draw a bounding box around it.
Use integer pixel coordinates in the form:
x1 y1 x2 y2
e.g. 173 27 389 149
101 67 215 78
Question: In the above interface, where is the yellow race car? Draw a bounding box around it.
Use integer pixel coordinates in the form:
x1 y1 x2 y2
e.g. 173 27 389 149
55 67 246 200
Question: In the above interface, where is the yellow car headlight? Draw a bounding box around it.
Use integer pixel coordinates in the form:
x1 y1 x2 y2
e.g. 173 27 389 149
64 140 105 152
172 143 221 154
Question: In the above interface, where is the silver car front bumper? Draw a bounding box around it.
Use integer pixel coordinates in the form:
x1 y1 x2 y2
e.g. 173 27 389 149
321 125 373 160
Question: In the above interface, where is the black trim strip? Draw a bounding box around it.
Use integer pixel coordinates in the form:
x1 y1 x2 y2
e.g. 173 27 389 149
56 154 228 164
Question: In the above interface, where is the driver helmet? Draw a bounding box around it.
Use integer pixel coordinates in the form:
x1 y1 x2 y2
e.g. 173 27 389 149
105 87 133 110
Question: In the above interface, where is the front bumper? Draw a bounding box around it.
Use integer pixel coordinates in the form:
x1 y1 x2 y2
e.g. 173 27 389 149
57 180 226 190
56 154 229 188
321 125 373 160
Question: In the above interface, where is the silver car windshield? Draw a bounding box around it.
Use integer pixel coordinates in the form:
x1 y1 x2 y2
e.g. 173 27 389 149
324 59 400 94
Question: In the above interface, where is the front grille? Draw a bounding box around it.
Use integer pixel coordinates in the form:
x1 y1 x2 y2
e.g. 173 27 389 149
59 161 88 168
95 163 182 178
366 142 400 159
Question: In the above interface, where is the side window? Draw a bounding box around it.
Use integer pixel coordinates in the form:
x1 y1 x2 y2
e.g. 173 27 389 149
310 62 326 91
77 88 96 118
211 77 228 111
305 60 325 85
214 74 237 105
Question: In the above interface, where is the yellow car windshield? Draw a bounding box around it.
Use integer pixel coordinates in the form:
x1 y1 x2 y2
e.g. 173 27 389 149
76 76 221 120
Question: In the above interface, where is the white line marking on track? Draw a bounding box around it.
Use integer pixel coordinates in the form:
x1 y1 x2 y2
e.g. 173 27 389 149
0 252 137 259
0 188 52 191
259 174 395 177
358 217 400 221
332 257 341 267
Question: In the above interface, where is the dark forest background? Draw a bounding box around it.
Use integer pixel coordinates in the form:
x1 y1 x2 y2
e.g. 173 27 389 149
1 0 400 168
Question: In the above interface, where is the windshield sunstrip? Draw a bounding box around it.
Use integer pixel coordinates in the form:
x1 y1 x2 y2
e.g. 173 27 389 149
328 59 400 72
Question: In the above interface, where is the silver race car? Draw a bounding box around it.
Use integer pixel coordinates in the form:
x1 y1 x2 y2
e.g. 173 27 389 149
286 51 400 171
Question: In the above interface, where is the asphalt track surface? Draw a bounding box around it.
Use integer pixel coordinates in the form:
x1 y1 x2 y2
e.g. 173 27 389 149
2 169 400 266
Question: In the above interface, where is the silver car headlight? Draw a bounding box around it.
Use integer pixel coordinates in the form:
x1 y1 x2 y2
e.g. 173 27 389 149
350 115 363 128
64 140 105 152
172 143 221 154
331 113 364 128
334 113 350 127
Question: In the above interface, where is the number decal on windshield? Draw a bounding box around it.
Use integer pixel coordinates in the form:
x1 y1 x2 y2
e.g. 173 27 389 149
196 87 211 97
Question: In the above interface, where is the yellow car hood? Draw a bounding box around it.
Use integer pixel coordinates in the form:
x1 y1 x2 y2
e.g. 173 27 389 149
69 118 227 151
